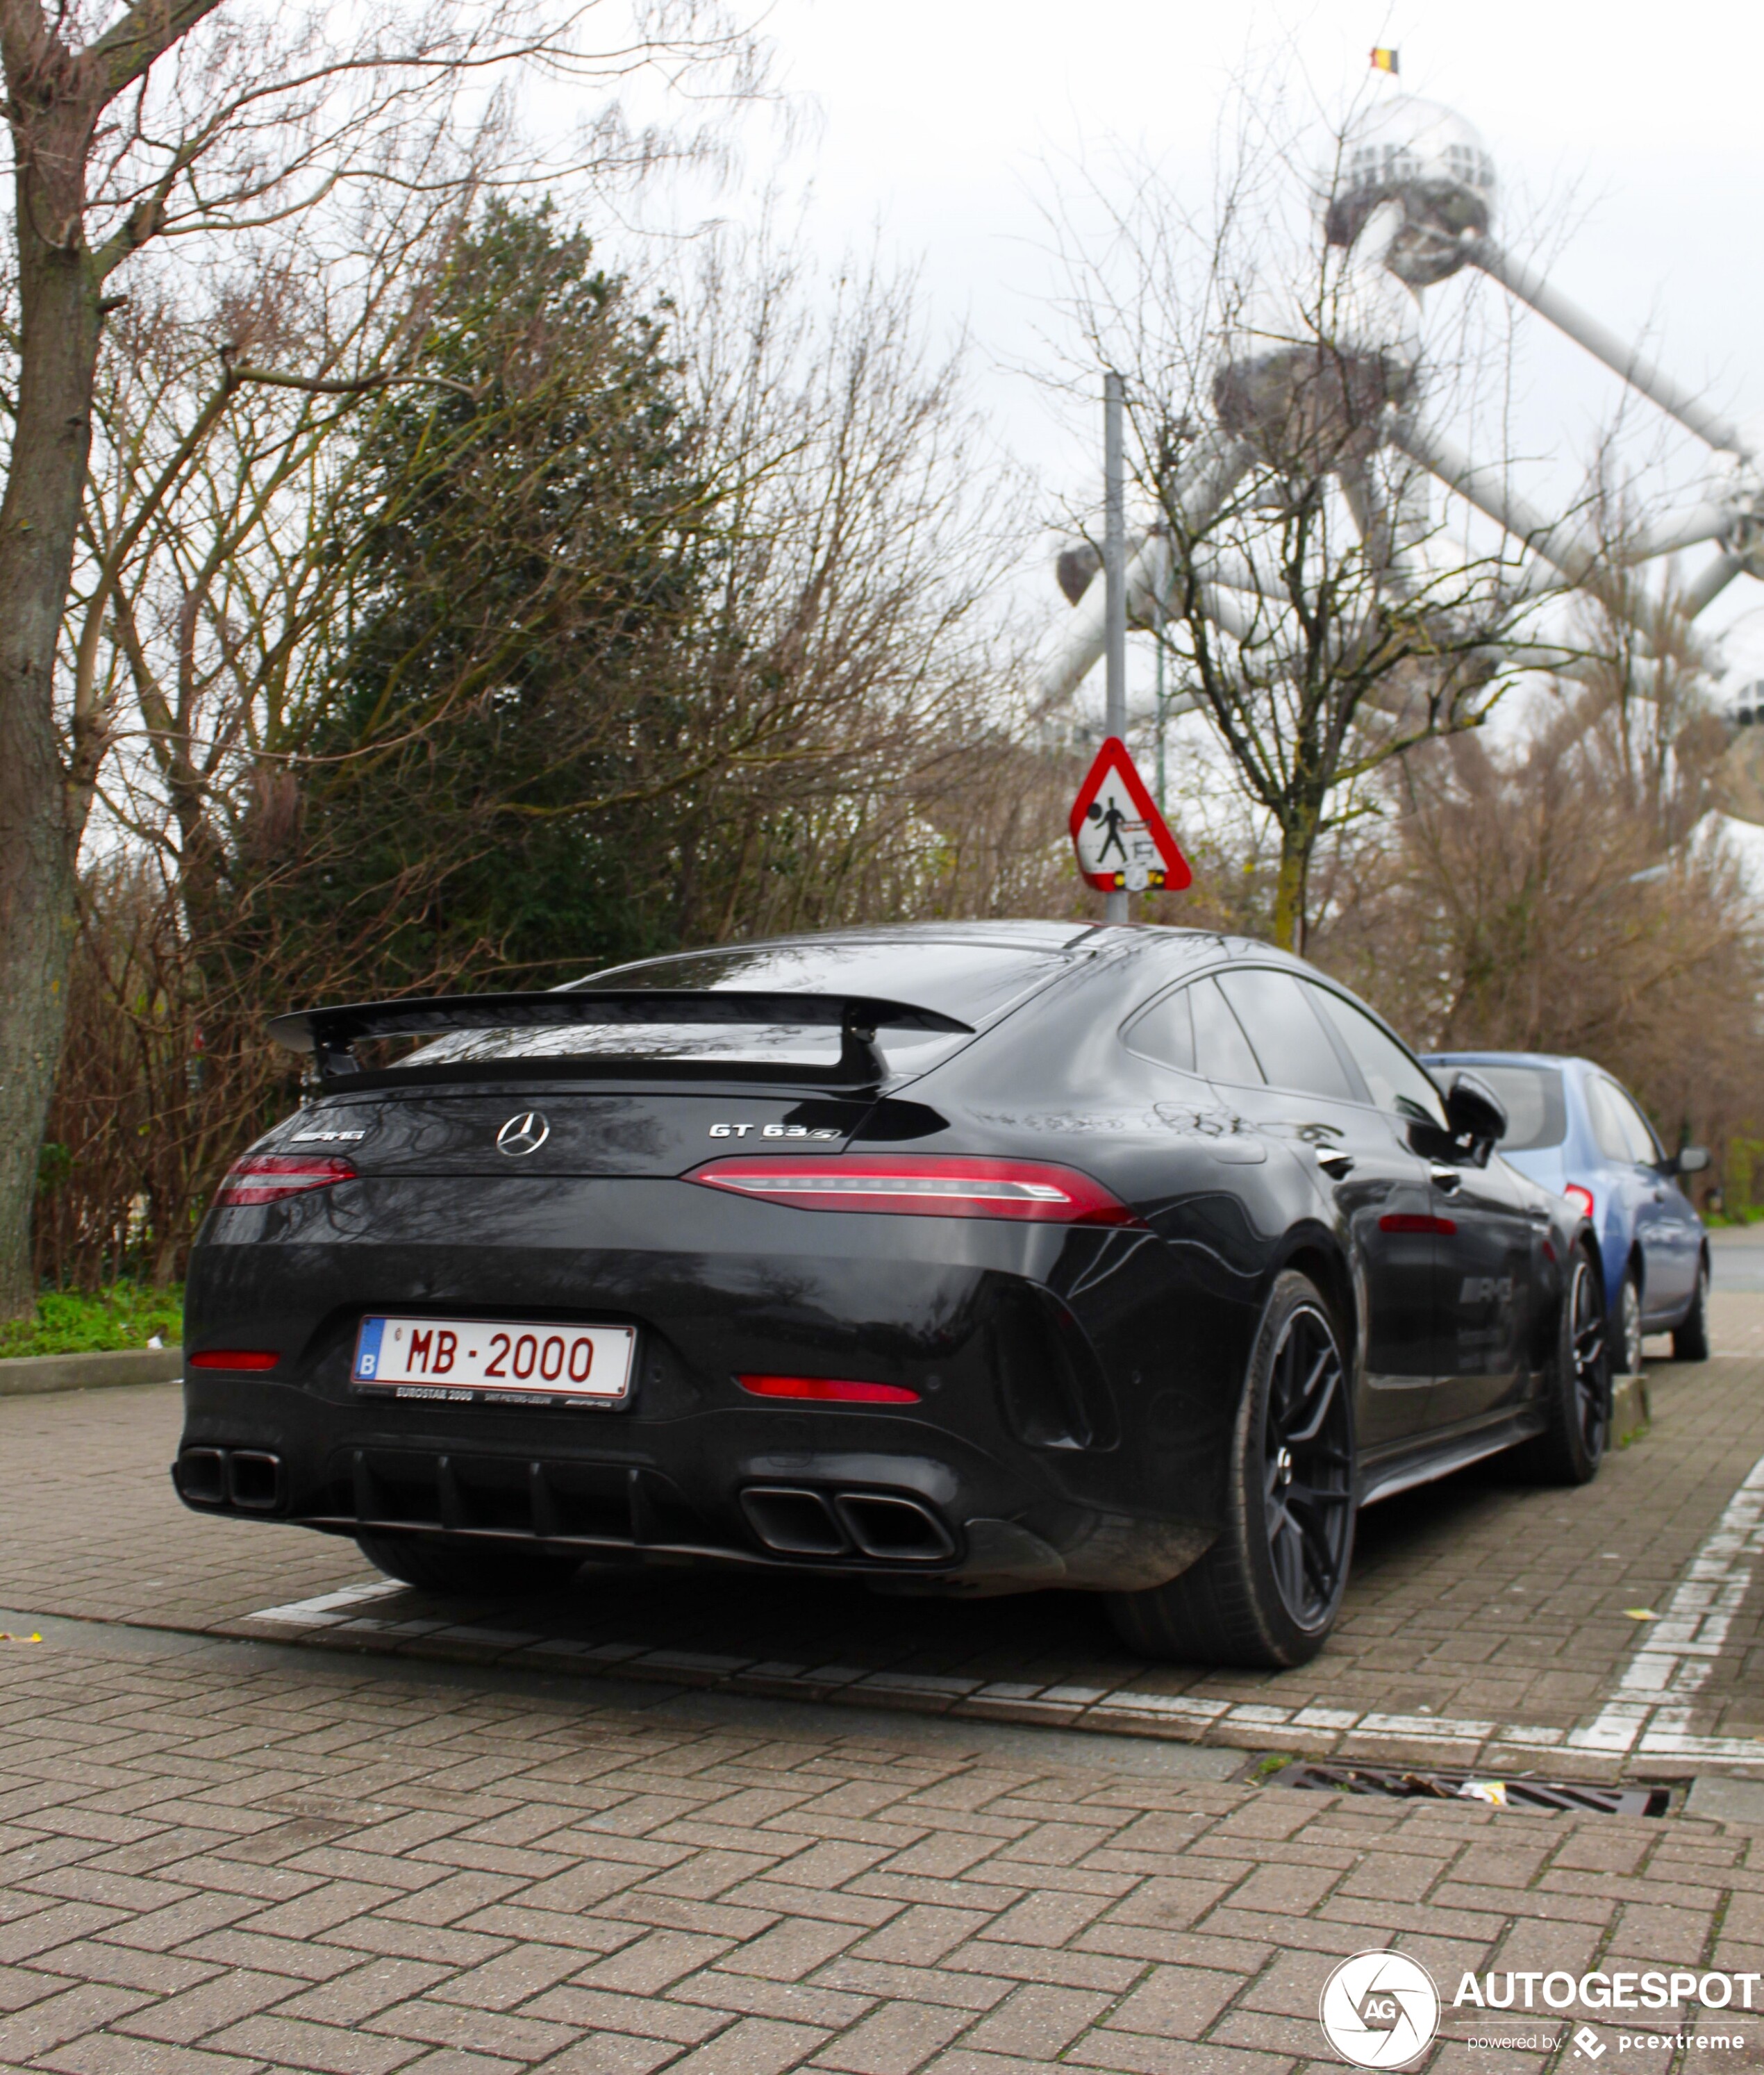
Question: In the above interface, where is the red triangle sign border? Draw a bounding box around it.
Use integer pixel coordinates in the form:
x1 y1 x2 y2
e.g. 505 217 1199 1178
1069 736 1192 894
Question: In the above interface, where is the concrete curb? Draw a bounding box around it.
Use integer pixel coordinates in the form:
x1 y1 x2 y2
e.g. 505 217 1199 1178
1613 1372 1651 1444
0 1348 182 1397
1687 1773 1764 1823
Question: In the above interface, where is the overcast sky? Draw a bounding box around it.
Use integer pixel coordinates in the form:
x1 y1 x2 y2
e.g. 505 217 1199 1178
722 0 1764 697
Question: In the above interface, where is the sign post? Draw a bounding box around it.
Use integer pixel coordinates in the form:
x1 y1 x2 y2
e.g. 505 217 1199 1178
1103 371 1128 923
1070 737 1191 901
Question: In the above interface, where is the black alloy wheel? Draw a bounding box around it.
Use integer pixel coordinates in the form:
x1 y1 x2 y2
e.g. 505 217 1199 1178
1514 1247 1609 1485
1106 1269 1356 1668
1567 1252 1610 1460
1261 1297 1356 1629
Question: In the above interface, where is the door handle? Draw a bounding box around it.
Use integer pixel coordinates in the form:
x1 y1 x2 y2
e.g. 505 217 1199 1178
1315 1147 1356 1177
1429 1165 1462 1193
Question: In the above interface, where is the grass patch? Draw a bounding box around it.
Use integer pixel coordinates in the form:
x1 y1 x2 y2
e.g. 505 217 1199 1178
0 1283 183 1360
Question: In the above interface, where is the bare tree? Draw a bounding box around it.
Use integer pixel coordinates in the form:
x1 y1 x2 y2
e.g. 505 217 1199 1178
1037 85 1656 953
661 233 1050 943
37 222 1054 1281
1321 669 1759 1175
0 0 760 1315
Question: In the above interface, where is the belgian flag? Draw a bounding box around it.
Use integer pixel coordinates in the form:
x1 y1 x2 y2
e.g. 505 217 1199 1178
1370 47 1399 73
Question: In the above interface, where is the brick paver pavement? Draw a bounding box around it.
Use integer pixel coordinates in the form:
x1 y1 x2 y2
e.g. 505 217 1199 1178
1 1303 1764 2066
5 1300 1764 1778
0 1599 1761 2073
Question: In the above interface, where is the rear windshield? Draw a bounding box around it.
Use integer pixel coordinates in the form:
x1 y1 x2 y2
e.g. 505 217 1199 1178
409 940 1075 1072
1453 1064 1567 1152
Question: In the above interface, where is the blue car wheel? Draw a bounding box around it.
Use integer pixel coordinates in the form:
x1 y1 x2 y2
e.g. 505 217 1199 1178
1613 1269 1643 1377
1674 1256 1711 1362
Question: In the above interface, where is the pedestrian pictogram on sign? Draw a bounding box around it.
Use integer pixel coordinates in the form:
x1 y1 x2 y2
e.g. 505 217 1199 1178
1070 737 1192 894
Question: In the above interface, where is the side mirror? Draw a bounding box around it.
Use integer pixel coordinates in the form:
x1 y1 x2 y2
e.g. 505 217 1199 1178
1445 1069 1508 1147
1674 1145 1711 1176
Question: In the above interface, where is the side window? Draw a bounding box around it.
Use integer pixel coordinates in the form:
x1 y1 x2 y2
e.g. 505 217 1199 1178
1586 1079 1637 1164
1214 968 1355 1101
1312 990 1447 1128
1190 977 1264 1086
1613 1086 1662 1165
1126 986 1196 1074
1597 1079 1660 1165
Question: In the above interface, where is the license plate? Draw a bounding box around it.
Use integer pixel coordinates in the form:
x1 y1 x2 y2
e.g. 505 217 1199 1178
351 1315 635 1406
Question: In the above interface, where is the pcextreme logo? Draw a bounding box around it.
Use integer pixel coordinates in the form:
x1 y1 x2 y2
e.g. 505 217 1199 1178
1319 1951 1440 2068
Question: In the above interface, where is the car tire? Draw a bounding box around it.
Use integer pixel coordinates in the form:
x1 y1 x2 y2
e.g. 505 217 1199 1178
1673 1255 1711 1362
1104 1269 1356 1669
356 1533 578 1598
1513 1246 1609 1485
1611 1267 1644 1378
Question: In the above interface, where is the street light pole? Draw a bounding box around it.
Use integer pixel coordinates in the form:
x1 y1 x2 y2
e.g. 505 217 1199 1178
1103 370 1128 925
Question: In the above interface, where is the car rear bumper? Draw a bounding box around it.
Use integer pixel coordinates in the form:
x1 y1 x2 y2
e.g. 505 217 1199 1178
173 1381 1212 1597
173 1178 1227 1594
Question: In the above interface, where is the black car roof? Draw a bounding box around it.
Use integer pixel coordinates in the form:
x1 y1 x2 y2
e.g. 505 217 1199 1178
579 922 1103 976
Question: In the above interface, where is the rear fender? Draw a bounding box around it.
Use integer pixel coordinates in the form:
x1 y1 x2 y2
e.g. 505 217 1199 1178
1276 1228 1359 1378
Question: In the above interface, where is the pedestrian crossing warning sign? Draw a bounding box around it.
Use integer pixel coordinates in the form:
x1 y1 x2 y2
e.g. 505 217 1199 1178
1069 736 1192 894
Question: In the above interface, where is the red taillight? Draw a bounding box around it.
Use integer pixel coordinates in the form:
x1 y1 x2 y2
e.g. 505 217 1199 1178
738 1374 919 1404
188 1350 281 1371
1564 1183 1595 1224
685 1155 1140 1225
213 1154 356 1206
1379 1213 1458 1235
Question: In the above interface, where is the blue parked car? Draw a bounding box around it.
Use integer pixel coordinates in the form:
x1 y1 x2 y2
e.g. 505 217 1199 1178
1424 1052 1710 1374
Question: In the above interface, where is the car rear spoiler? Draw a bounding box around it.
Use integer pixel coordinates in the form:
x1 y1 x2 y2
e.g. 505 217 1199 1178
268 990 974 1087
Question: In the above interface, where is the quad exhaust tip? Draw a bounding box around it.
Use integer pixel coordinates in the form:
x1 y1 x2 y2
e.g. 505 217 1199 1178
740 1485 955 1563
176 1447 284 1514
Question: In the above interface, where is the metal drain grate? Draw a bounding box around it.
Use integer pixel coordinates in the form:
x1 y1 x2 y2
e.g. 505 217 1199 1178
1270 1760 1670 1817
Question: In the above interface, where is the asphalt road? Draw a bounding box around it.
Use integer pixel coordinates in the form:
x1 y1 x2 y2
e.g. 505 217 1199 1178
1711 1228 1764 1293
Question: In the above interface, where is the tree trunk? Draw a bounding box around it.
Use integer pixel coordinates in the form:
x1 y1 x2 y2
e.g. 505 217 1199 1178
1270 806 1317 956
0 96 103 1315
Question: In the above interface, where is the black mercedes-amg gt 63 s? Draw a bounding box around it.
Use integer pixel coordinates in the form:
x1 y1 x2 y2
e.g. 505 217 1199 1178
175 924 1608 1668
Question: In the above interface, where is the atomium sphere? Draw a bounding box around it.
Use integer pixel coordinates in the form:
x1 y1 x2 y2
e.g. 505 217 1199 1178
1212 253 1421 459
1322 94 1497 285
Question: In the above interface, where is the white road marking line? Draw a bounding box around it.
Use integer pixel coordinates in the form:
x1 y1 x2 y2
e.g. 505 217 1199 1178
229 1585 1599 1754
249 1579 405 1624
239 1458 1764 1770
1570 1450 1764 1758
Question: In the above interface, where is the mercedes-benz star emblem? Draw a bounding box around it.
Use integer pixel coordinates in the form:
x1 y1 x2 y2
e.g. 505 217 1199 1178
495 1110 550 1157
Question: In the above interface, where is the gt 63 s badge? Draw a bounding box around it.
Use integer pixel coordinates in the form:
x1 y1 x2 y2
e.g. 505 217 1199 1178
708 1124 840 1140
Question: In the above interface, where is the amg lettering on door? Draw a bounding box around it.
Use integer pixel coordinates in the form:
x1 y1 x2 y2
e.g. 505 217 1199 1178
1458 1276 1513 1308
